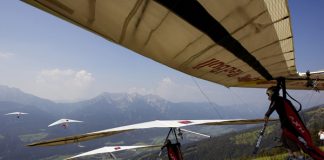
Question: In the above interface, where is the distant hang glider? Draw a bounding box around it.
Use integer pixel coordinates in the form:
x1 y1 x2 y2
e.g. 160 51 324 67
48 119 83 128
298 70 324 77
5 112 28 118
65 145 161 160
22 0 324 90
28 119 276 147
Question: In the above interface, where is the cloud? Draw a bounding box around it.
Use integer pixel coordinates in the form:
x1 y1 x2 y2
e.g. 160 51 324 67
128 77 203 102
35 69 95 101
128 87 153 95
126 77 266 106
0 52 14 60
155 77 205 102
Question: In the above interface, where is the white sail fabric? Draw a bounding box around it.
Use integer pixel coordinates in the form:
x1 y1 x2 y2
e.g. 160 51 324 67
29 118 275 146
22 0 323 90
48 119 83 127
66 145 161 160
5 112 28 115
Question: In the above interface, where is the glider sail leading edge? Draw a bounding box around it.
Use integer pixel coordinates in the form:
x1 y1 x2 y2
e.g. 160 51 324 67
5 112 28 115
22 0 324 90
65 145 161 160
5 112 29 118
48 119 83 127
28 119 276 147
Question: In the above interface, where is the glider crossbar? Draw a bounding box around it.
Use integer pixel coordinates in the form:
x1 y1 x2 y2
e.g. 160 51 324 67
180 128 211 138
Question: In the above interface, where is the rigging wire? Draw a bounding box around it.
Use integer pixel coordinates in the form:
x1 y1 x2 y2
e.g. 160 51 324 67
312 92 323 107
191 76 234 159
227 88 244 118
228 88 269 145
298 90 314 105
305 91 315 108
285 91 303 112
228 88 256 115
285 90 307 124
276 81 303 112
190 76 223 119
285 83 321 107
227 88 255 139
282 86 322 125
295 76 321 109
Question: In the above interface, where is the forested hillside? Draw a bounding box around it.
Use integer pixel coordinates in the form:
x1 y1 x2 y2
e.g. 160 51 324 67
137 105 324 160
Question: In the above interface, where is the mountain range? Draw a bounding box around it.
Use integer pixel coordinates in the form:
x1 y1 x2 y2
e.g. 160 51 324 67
0 85 269 159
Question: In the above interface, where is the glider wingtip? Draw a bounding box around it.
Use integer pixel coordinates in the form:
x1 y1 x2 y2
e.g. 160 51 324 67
27 143 36 147
27 143 49 147
27 142 48 147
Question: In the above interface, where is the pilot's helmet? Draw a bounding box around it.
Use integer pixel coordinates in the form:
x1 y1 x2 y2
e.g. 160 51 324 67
266 86 279 98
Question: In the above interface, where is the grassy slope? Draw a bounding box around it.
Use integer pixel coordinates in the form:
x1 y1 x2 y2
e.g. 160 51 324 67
176 105 324 160
243 106 324 160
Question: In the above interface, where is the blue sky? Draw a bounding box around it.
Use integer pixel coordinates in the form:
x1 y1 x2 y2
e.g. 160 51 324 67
0 1 323 108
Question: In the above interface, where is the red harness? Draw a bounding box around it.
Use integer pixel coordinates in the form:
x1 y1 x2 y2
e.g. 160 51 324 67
283 100 324 160
167 143 183 160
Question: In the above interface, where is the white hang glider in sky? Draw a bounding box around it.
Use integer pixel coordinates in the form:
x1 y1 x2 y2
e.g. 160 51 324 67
5 112 28 118
48 118 83 129
65 145 161 160
28 118 275 147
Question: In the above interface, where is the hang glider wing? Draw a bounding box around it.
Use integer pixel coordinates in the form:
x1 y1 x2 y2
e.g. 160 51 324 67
28 118 276 146
22 0 324 90
48 119 83 127
65 145 161 160
5 112 28 115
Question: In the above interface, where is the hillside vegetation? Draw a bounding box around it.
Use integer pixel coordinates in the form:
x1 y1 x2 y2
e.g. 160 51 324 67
187 105 324 160
137 105 324 160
